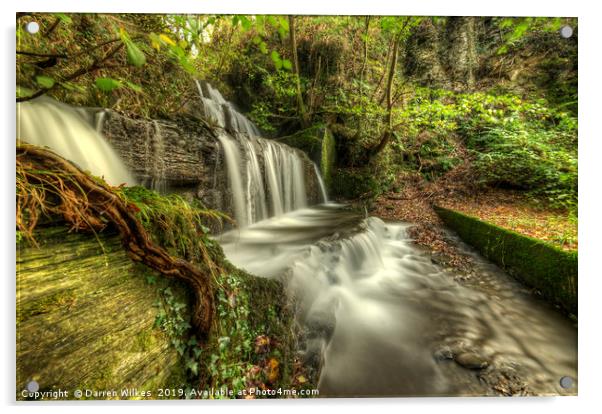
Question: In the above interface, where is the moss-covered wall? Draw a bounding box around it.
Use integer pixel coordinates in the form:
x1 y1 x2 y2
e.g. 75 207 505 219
17 227 190 399
434 206 577 315
321 128 336 189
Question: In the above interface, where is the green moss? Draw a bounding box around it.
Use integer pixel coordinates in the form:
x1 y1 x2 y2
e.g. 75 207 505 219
331 167 387 200
17 290 77 323
321 128 336 189
434 206 577 315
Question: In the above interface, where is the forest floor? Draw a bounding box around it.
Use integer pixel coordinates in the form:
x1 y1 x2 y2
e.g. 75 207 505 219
371 169 577 274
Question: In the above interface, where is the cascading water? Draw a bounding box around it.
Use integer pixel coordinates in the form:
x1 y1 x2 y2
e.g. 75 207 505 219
196 81 321 227
218 205 577 396
17 97 135 186
314 163 328 202
217 132 251 227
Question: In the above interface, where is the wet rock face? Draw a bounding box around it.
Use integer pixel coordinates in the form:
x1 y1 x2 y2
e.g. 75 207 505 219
98 110 322 229
100 111 221 188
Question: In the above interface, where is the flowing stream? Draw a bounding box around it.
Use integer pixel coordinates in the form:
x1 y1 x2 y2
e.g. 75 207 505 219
219 204 577 396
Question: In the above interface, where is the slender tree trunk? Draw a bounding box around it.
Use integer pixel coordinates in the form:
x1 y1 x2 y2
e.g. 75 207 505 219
370 34 400 158
359 16 370 97
288 15 307 125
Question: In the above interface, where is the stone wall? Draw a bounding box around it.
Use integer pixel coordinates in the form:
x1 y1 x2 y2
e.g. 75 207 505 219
96 110 322 227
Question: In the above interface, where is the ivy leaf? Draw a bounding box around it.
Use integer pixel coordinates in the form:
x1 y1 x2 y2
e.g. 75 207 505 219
35 75 55 89
95 77 122 92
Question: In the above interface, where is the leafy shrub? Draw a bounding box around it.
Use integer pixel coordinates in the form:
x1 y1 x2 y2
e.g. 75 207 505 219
468 126 577 210
395 87 577 209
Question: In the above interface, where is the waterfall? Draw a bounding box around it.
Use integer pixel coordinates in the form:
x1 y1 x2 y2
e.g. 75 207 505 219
197 81 322 227
314 163 329 202
217 133 249 227
17 97 135 186
148 120 167 193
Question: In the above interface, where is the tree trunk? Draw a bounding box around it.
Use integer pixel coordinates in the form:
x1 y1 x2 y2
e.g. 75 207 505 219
288 15 307 125
370 34 400 158
359 16 370 97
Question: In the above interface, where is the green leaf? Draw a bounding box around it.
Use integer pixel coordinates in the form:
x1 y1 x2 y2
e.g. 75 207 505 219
54 13 72 24
259 41 268 54
95 77 122 92
125 39 146 67
35 76 55 89
124 81 143 93
281 59 292 70
270 50 280 63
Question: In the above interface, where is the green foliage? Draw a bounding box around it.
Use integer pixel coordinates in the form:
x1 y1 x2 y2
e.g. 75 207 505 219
119 186 229 261
35 75 55 89
153 286 202 380
119 28 147 67
469 126 577 211
395 88 577 209
16 14 203 116
435 206 577 316
198 269 297 398
495 17 565 54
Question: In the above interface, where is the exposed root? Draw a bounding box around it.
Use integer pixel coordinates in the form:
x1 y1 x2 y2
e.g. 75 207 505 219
16 143 214 338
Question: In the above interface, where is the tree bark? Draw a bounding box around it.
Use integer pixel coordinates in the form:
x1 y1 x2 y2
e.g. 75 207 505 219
370 33 401 158
359 16 370 97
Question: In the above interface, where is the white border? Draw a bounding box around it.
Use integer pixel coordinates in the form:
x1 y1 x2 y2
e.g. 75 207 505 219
2 1 601 413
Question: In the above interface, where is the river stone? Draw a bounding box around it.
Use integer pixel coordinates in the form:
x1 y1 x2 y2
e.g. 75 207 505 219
433 345 454 361
454 352 489 370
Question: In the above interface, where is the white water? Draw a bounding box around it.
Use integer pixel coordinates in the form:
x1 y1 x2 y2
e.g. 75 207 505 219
219 205 577 397
197 81 318 227
196 80 260 136
17 97 135 186
217 133 252 228
314 163 328 202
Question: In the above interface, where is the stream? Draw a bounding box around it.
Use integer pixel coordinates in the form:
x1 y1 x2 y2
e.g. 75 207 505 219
219 203 577 397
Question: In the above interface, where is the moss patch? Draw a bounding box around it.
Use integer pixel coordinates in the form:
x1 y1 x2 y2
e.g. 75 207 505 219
434 206 577 315
321 128 336 189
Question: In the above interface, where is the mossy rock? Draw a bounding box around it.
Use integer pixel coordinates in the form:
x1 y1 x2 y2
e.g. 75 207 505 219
16 226 191 399
434 206 577 315
330 167 384 200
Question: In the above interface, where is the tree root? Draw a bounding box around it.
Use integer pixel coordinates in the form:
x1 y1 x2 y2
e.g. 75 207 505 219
16 143 214 338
